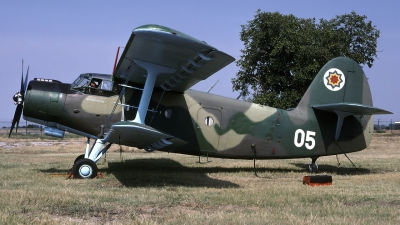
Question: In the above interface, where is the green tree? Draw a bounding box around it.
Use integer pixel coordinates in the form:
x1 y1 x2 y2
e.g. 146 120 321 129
232 10 380 109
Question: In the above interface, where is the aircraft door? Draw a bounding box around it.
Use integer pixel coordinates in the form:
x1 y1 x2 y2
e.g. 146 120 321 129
196 107 222 153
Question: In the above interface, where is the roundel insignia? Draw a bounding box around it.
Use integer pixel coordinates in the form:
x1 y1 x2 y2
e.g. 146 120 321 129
323 68 345 91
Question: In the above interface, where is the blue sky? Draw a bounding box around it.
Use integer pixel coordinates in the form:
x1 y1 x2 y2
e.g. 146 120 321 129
1 0 399 124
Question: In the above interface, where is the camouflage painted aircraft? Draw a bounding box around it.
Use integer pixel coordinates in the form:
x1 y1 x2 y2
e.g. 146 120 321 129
10 24 391 178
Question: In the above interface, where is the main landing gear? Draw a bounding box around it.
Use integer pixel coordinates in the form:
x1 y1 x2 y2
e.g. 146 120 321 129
73 158 98 179
308 157 319 173
72 138 112 179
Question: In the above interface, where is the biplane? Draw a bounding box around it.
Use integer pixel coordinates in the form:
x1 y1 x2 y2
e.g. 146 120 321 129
10 24 391 178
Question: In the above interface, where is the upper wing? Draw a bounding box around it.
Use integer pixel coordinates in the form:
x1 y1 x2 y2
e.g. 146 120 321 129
113 24 235 92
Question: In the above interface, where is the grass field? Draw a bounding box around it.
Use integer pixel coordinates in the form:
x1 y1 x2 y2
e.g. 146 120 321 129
0 131 399 224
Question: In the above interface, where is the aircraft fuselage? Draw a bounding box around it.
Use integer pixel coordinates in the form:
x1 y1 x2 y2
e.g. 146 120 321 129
23 77 373 160
148 89 373 159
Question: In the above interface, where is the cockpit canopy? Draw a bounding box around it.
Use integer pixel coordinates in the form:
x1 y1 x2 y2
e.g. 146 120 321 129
71 73 117 96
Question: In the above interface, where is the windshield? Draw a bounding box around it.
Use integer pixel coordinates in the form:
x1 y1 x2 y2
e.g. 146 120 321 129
71 74 91 89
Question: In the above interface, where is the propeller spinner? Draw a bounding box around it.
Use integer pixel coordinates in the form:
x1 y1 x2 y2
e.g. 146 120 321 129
9 60 29 137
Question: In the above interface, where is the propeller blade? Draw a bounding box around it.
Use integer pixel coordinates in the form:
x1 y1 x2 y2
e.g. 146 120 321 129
20 69 24 96
24 66 29 93
21 60 24 91
9 60 27 137
9 104 23 137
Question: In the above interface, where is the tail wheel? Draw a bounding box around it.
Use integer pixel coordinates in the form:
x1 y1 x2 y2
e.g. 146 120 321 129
73 158 98 179
308 163 319 173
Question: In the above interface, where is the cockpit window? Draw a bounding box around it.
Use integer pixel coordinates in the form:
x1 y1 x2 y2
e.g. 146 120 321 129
100 80 113 91
71 74 117 96
89 79 101 88
71 75 91 89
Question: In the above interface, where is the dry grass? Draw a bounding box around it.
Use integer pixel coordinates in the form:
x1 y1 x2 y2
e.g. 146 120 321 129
0 131 399 224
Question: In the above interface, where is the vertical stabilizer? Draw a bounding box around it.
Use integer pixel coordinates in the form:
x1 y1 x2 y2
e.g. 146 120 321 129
297 57 372 108
296 57 391 153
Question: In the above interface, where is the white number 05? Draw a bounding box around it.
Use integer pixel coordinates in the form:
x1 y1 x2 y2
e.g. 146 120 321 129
294 129 316 150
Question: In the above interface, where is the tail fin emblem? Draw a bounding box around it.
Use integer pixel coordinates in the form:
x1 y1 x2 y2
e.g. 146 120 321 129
324 68 345 91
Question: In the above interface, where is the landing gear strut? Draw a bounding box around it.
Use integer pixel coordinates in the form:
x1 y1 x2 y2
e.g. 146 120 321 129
308 157 319 173
71 138 112 179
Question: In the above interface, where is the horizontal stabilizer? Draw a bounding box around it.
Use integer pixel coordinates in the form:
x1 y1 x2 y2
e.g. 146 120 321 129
312 103 392 115
314 103 392 141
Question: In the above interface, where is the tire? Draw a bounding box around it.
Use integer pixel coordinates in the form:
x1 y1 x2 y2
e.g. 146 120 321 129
73 158 98 179
74 154 85 165
308 163 319 173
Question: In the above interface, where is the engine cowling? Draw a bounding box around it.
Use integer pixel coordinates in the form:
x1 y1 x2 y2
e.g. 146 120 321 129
23 78 68 124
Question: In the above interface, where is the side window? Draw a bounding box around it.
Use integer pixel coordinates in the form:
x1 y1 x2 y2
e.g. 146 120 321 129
87 79 116 96
100 80 113 91
89 79 102 89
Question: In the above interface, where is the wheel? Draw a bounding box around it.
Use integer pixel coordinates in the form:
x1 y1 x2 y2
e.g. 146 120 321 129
308 163 319 173
73 154 85 165
73 158 98 179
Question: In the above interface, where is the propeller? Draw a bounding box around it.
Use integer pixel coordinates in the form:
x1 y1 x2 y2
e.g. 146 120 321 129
9 60 29 137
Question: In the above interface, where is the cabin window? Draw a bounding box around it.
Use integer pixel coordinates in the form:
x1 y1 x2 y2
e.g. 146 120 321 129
204 116 214 126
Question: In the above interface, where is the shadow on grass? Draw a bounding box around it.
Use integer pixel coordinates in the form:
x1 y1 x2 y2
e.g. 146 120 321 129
39 158 241 188
290 163 371 175
105 158 242 188
39 158 371 188
107 158 372 187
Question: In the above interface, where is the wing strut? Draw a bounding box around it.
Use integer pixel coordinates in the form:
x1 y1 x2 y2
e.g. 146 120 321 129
103 61 135 135
132 59 176 124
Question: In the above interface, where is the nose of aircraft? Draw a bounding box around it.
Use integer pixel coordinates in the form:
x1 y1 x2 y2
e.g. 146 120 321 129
22 79 68 126
12 92 24 105
9 63 29 137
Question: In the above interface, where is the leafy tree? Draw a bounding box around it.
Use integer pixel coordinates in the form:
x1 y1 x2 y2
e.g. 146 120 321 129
232 10 380 109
